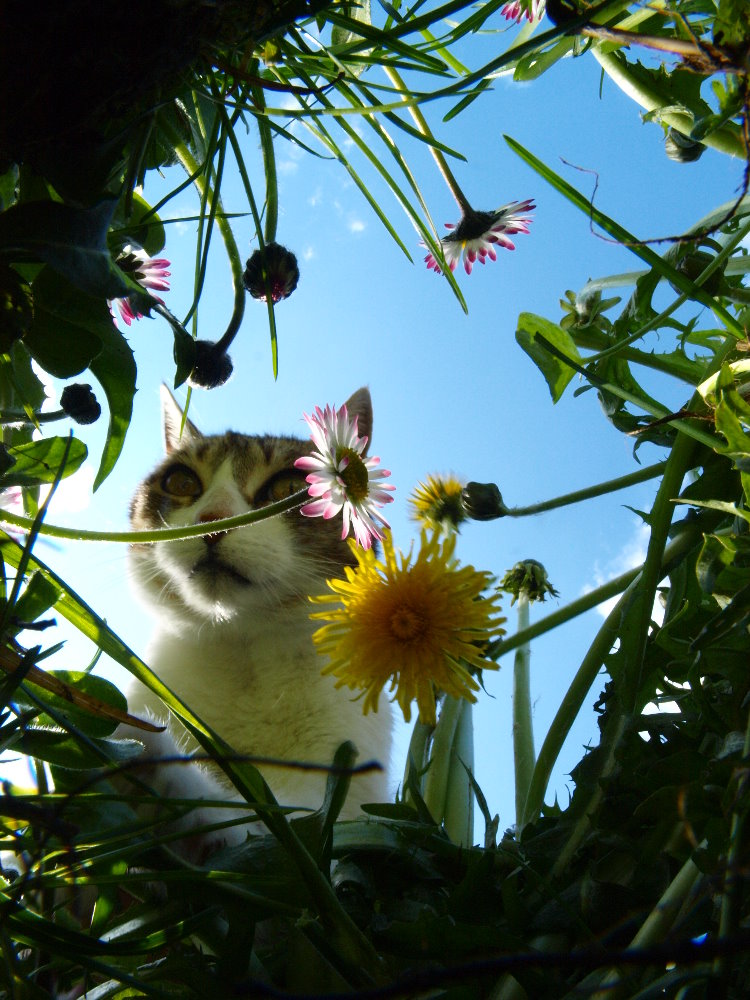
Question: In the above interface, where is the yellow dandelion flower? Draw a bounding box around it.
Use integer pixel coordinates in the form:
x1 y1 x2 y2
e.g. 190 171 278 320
409 475 467 532
310 529 506 726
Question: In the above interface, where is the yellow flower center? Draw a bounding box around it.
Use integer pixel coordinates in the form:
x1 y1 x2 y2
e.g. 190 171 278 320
336 446 369 501
389 605 426 642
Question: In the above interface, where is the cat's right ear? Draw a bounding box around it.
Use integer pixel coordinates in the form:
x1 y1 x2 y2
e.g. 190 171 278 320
160 385 202 453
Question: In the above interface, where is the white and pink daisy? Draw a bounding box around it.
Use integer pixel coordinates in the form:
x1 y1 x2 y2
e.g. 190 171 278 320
424 199 535 275
502 0 545 23
294 403 395 550
109 243 171 326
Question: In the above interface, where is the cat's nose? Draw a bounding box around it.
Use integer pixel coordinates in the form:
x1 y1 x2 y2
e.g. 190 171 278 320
197 510 229 546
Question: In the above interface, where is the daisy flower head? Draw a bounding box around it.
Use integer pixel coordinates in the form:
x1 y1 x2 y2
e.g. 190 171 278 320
310 529 506 726
410 474 467 533
109 243 171 326
502 0 545 23
294 401 395 550
424 200 535 276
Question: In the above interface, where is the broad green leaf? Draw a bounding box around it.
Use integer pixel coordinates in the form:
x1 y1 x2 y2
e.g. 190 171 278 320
515 313 582 402
1 436 87 488
13 670 130 738
0 199 128 299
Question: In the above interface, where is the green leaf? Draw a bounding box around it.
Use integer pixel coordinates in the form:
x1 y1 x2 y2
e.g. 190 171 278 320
0 198 128 299
11 570 61 627
16 730 145 769
89 319 137 490
25 267 109 378
1 436 87 488
14 670 130 739
515 313 582 402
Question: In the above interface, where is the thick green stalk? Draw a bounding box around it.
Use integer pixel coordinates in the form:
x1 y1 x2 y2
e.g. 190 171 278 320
512 597 535 831
522 516 705 829
442 699 475 846
422 695 462 827
591 47 746 160
487 566 641 661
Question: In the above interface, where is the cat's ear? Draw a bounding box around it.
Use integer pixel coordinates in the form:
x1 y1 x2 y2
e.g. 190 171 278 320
344 387 372 451
160 384 202 453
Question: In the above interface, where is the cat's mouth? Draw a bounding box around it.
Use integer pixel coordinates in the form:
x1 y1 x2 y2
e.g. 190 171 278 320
189 552 251 587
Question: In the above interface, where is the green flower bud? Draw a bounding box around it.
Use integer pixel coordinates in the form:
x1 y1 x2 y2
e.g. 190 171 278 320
188 340 233 390
665 129 704 163
461 481 507 521
60 383 101 425
499 560 558 605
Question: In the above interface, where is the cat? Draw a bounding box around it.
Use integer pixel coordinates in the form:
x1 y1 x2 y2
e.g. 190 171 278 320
121 386 393 858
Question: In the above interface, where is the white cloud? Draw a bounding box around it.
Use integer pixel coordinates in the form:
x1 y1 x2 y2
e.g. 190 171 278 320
302 245 316 261
584 520 664 624
348 217 366 234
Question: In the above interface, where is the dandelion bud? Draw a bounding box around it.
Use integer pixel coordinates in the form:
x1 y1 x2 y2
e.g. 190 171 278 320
0 265 33 353
665 129 704 163
187 340 233 390
243 243 299 303
60 383 101 424
499 560 558 605
462 481 507 521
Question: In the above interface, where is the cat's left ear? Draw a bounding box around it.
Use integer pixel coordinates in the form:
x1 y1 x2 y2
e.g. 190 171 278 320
344 387 373 452
160 384 202 453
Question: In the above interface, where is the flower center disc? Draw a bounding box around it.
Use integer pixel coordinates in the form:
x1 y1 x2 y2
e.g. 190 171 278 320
390 606 426 642
336 447 369 501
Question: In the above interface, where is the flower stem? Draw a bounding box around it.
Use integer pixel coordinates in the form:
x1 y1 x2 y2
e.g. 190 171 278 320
503 461 667 518
512 596 535 832
0 487 310 543
442 699 475 847
422 695 462 828
519 515 707 828
591 47 746 160
382 65 471 215
169 135 245 353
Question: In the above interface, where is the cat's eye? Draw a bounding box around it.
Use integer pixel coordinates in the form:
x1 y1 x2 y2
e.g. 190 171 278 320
257 471 308 505
161 464 203 498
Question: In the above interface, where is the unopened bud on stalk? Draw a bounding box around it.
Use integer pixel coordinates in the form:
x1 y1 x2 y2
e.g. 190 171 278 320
462 481 507 521
243 243 299 303
60 384 101 424
188 340 233 390
499 559 558 605
665 129 704 163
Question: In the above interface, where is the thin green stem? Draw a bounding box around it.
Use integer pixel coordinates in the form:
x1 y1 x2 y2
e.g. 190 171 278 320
169 136 245 353
0 487 308 543
513 597 535 832
382 65 471 214
503 461 667 518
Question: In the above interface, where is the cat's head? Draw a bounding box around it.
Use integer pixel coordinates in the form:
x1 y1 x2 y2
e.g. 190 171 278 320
129 387 373 631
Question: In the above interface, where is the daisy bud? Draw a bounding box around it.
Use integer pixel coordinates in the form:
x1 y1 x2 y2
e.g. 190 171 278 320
499 560 558 605
665 129 704 163
243 243 299 303
60 383 101 425
462 481 507 521
187 340 233 390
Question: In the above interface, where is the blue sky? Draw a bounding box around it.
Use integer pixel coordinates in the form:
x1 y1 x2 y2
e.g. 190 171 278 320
7 22 745 832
